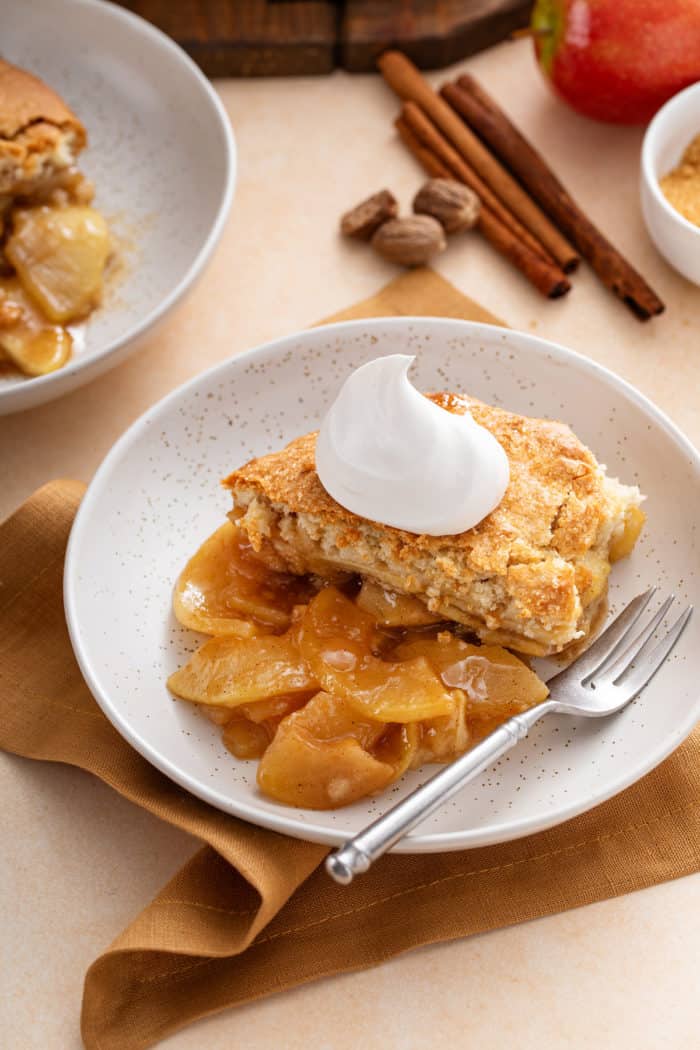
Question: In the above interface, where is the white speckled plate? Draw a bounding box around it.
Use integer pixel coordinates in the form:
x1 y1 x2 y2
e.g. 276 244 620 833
0 0 235 414
65 318 700 851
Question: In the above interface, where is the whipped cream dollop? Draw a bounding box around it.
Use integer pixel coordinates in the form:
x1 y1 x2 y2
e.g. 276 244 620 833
315 354 510 536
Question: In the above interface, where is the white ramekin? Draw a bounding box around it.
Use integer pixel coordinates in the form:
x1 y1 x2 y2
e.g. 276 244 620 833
641 81 700 285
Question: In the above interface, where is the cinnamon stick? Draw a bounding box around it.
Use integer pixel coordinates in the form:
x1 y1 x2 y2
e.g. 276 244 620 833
395 113 571 300
395 117 450 179
478 209 571 300
445 76 665 320
401 101 554 266
377 50 579 273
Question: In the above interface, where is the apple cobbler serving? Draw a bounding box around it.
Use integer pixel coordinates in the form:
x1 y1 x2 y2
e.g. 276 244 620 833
229 392 645 657
167 360 645 811
0 59 111 377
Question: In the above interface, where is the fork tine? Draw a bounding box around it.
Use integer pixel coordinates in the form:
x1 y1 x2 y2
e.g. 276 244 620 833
595 594 676 684
573 587 656 680
614 606 693 699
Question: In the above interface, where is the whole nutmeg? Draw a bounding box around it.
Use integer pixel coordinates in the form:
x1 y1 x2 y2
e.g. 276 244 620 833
412 178 481 233
371 215 446 267
340 189 399 240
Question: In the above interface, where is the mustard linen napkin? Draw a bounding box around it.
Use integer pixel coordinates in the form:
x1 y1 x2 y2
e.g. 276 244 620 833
1 271 698 1050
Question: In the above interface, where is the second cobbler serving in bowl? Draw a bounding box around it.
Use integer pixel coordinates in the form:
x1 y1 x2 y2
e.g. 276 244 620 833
0 59 112 377
0 0 235 413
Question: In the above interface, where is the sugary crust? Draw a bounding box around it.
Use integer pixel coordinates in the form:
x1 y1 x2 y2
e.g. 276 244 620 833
224 394 643 655
0 59 85 141
0 60 86 195
226 395 606 565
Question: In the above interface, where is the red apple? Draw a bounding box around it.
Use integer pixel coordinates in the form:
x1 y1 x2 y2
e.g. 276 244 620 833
532 0 700 124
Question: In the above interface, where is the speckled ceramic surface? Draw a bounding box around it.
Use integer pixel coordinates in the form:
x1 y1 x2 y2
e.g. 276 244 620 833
0 0 235 415
65 318 700 851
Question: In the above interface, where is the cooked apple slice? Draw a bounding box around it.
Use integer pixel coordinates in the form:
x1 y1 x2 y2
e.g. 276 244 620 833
0 277 71 375
174 521 316 633
609 505 646 563
259 728 395 808
223 694 316 760
257 691 395 808
200 693 306 760
281 688 386 749
198 703 235 727
299 587 456 722
0 326 71 376
167 633 317 708
222 716 274 760
301 585 377 654
395 634 548 719
6 204 110 323
373 721 420 778
355 579 442 627
415 691 470 765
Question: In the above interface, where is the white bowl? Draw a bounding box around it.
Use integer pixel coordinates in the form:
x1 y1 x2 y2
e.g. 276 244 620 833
0 0 235 415
641 81 700 284
65 318 700 852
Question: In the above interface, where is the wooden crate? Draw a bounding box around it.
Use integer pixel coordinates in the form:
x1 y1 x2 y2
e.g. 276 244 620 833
114 1 531 76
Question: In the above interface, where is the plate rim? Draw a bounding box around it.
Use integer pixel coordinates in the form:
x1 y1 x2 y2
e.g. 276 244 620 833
0 0 237 413
64 316 700 851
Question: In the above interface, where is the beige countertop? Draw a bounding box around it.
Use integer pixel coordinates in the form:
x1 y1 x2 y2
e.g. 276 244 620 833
2 37 700 1050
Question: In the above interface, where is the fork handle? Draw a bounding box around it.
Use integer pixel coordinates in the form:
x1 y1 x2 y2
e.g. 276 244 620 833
326 701 555 885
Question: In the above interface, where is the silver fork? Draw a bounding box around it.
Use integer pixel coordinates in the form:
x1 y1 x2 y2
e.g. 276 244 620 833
326 588 692 885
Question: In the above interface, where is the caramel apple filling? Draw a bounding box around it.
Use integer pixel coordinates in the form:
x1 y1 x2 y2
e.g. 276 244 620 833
0 170 111 377
0 277 71 375
7 203 110 323
168 523 549 810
